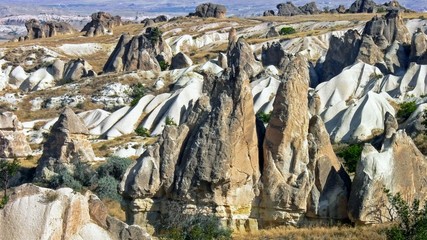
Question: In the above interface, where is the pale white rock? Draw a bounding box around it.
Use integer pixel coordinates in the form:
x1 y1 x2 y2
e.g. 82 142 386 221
143 93 172 114
89 106 130 136
20 68 55 91
9 66 28 87
78 109 111 130
251 75 281 114
112 142 145 158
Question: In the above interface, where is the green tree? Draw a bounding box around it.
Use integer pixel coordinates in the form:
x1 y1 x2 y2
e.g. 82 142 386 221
396 101 417 122
129 83 146 107
0 159 20 207
279 27 296 35
336 144 363 173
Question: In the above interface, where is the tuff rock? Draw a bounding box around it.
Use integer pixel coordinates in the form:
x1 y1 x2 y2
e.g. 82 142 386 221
0 112 32 158
81 12 122 37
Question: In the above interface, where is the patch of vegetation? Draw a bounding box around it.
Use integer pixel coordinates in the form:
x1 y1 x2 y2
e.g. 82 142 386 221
279 27 296 36
159 60 170 71
165 116 177 126
0 159 20 208
385 189 427 240
97 156 132 180
257 111 272 124
150 27 163 44
370 72 384 80
129 83 146 107
135 127 151 137
336 144 363 173
41 191 59 203
396 101 417 122
377 7 387 13
49 168 83 192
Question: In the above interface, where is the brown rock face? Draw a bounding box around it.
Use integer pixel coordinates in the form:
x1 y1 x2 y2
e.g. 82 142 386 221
260 56 350 226
121 37 260 232
227 37 263 77
81 12 122 37
410 29 427 64
103 28 172 73
35 107 96 179
24 19 75 40
0 112 32 158
348 113 427 224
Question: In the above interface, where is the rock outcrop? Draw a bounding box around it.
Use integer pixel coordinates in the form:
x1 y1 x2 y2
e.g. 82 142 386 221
260 55 350 226
348 0 378 13
0 184 151 240
141 15 168 26
169 52 193 70
299 2 321 15
189 3 227 18
348 113 427 224
266 26 279 38
261 42 293 70
35 107 97 180
410 28 427 64
263 10 275 16
63 58 96 82
227 35 263 77
0 112 32 158
103 27 172 73
121 37 260 233
24 19 75 40
81 12 122 37
277 2 304 16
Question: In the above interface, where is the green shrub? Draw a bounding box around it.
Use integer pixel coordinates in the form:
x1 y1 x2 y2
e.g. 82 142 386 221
74 162 97 187
95 175 121 201
396 101 417 122
0 159 20 201
159 60 170 71
161 214 232 240
385 189 427 240
49 169 83 192
336 144 363 173
129 83 146 107
165 116 177 126
279 27 296 35
135 127 151 137
150 27 162 44
377 7 386 13
257 111 272 124
97 156 132 180
0 195 9 209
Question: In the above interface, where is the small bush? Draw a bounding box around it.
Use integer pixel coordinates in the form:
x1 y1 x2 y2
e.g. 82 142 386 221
135 127 151 137
165 116 177 126
257 111 272 124
95 175 121 201
97 156 132 180
150 27 162 44
377 7 386 13
0 195 9 209
336 144 363 173
396 101 417 122
385 189 427 240
49 169 83 192
74 162 97 187
370 72 383 80
159 60 170 71
279 27 296 35
129 83 146 107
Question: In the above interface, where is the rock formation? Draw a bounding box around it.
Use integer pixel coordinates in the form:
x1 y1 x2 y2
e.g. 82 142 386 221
336 5 347 13
348 0 378 13
321 29 362 81
189 3 227 18
24 19 75 40
47 59 65 81
141 15 168 26
121 37 260 232
299 2 321 15
277 2 304 16
217 52 228 69
266 26 279 38
81 12 122 37
410 28 427 64
263 10 275 16
63 58 96 82
103 27 172 73
0 184 150 240
0 112 32 158
35 107 97 180
169 52 193 70
260 55 350 225
348 113 427 224
261 42 293 70
227 35 263 77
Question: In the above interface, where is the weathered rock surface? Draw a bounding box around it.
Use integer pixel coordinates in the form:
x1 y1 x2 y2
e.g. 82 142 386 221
410 28 427 64
81 12 122 37
0 184 151 240
227 36 263 77
299 2 321 15
63 58 96 82
24 19 75 40
266 26 279 38
260 55 350 226
348 0 378 13
103 27 172 73
277 2 303 16
35 107 96 180
261 42 293 70
348 113 427 224
0 112 32 158
336 5 347 13
263 10 275 16
47 59 65 81
169 52 193 70
121 37 260 232
189 3 227 18
141 15 168 26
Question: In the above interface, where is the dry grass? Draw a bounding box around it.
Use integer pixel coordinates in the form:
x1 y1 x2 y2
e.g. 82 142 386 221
17 155 41 168
103 199 126 222
234 225 388 240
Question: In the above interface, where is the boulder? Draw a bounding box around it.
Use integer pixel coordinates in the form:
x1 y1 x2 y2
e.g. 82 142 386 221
189 3 227 18
35 107 97 180
277 2 304 16
0 184 151 240
336 5 347 13
9 66 28 87
63 58 96 82
410 28 427 64
263 10 275 16
0 112 32 158
348 0 378 13
260 55 351 225
47 59 65 81
266 26 279 38
169 52 193 70
24 19 75 40
299 2 321 15
103 27 172 73
81 12 122 37
348 113 427 224
141 15 168 26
